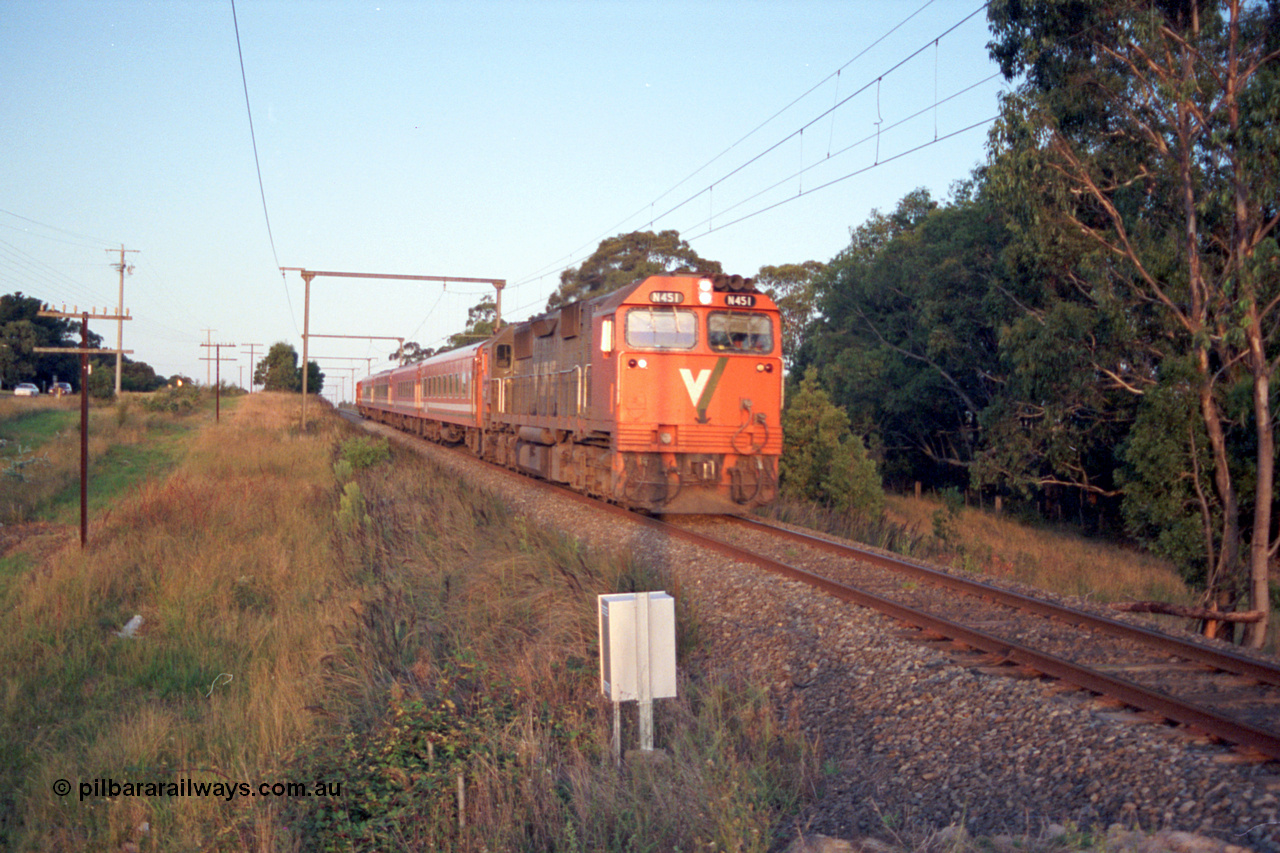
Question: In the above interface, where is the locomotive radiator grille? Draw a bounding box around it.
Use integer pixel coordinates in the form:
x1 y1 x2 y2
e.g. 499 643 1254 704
615 424 780 455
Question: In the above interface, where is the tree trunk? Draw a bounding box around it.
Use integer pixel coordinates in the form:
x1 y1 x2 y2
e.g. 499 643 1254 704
1198 356 1242 606
1245 347 1274 648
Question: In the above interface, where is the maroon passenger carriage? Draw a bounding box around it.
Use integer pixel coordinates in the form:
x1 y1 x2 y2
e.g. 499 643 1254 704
356 273 783 514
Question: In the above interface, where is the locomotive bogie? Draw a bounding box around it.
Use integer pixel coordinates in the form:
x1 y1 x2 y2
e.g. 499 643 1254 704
356 274 783 514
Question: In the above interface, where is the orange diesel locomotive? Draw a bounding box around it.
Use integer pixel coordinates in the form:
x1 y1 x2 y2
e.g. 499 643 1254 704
356 273 782 513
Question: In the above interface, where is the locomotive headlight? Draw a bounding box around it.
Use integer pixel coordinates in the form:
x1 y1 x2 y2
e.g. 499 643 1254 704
756 363 774 373
698 292 712 305
628 357 648 369
698 278 713 292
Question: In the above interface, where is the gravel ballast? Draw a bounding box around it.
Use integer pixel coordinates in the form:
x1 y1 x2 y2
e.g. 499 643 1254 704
360 419 1280 853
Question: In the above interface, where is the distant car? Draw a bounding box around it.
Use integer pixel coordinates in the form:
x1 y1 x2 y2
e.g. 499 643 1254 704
13 383 40 397
51 382 72 396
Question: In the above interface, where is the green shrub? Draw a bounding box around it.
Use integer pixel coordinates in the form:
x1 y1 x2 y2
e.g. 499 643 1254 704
339 436 391 470
140 384 204 415
780 368 884 517
336 481 370 532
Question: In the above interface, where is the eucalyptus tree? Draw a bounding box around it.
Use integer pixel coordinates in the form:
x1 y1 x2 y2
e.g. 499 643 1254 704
755 261 826 371
987 0 1280 644
798 188 1011 490
545 230 721 310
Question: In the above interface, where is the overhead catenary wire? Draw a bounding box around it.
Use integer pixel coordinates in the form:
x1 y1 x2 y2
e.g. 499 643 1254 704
494 115 1000 326
692 114 1000 239
508 0 946 292
675 72 1004 237
503 13 996 324
643 2 989 231
505 2 993 322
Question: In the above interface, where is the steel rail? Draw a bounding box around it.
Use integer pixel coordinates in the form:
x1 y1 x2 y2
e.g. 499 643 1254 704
732 517 1280 689
350 414 1280 759
641 515 1280 760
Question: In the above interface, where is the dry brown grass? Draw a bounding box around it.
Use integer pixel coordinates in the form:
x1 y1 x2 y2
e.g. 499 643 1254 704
0 392 352 851
882 493 1194 606
295 445 818 851
0 392 192 524
2 394 818 852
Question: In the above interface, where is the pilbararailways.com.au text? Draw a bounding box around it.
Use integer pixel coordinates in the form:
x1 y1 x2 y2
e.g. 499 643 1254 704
54 778 342 802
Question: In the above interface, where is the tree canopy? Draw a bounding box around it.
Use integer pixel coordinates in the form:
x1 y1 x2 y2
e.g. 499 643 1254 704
784 0 1278 646
987 0 1280 645
796 187 1016 490
1 292 98 390
253 342 324 394
546 230 721 310
755 261 826 371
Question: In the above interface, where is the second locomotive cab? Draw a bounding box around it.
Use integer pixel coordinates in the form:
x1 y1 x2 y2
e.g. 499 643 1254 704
357 273 783 514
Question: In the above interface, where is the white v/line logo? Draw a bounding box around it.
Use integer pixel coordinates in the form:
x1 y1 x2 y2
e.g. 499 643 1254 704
678 368 711 407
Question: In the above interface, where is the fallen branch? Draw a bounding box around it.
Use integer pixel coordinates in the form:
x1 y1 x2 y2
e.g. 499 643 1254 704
1110 601 1265 622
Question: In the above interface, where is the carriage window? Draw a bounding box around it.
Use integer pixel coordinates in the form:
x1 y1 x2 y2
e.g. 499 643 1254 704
625 307 697 349
708 312 773 353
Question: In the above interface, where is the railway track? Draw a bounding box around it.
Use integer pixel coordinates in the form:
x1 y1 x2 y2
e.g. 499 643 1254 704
349 412 1280 763
666 514 1280 762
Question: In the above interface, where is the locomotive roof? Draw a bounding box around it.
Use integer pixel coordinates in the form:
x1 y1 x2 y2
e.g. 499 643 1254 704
519 273 770 328
359 273 768 385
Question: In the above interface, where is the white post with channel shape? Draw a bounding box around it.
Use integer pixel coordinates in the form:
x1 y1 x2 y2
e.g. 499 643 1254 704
598 591 677 764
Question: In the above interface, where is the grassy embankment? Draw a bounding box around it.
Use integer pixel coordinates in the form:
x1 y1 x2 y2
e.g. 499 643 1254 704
0 391 816 851
1 393 191 528
767 491 1192 603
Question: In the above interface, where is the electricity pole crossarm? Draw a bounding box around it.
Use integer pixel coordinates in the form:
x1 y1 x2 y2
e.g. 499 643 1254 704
241 343 263 392
31 308 132 549
200 342 237 422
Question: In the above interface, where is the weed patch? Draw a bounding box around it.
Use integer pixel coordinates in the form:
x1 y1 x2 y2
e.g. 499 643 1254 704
1 396 818 851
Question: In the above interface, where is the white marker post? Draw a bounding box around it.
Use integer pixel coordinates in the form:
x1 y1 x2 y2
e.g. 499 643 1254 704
598 591 677 764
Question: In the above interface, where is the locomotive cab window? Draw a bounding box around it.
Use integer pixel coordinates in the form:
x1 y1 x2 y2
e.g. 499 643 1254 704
625 307 697 349
708 312 773 353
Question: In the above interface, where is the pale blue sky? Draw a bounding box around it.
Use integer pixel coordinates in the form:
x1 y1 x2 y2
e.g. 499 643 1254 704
1 0 1006 399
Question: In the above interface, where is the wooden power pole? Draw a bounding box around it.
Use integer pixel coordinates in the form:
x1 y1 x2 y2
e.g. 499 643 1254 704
200 342 237 422
33 305 131 548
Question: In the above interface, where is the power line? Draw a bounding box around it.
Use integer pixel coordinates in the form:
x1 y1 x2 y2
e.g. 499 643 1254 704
0 208 115 247
510 0 945 292
507 1 992 316
230 0 278 270
229 0 299 337
0 240 110 305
